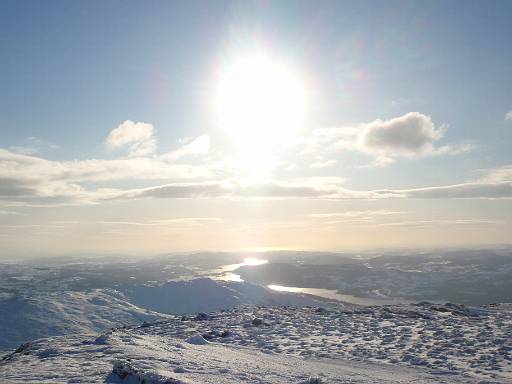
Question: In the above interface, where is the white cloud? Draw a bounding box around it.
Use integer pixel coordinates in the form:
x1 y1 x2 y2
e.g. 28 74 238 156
116 181 234 200
310 159 337 169
1 129 511 207
309 210 404 224
106 120 156 157
374 181 512 199
9 136 60 155
0 147 219 206
3 150 511 206
431 143 475 156
105 178 374 202
107 177 512 202
482 165 512 182
0 149 214 183
505 110 512 121
163 134 210 161
377 219 503 227
0 210 21 215
8 146 41 155
307 112 473 167
359 112 444 156
53 217 223 228
310 210 403 219
368 156 395 168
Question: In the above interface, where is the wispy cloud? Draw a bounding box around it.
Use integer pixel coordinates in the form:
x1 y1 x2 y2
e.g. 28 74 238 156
310 159 337 169
106 120 156 157
2 150 512 206
1 116 510 207
505 110 512 121
9 136 59 155
0 143 220 206
377 219 504 227
310 210 404 219
0 210 22 215
378 181 512 199
482 165 512 182
163 134 210 161
54 217 223 227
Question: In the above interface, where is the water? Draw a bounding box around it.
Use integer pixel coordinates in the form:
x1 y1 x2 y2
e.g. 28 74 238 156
267 285 408 306
213 259 408 306
212 258 268 282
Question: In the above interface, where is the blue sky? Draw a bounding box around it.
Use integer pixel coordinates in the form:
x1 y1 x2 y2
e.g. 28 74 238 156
1 1 511 255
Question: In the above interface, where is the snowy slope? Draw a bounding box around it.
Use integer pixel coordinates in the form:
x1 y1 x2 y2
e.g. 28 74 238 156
0 332 468 384
122 278 322 314
0 278 322 351
0 289 168 351
1 304 510 383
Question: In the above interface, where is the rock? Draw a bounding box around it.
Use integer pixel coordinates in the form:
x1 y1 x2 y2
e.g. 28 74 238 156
220 330 232 338
194 312 209 321
252 318 264 326
186 334 209 345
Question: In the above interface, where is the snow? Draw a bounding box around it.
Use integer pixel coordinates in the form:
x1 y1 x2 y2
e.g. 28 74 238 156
0 278 322 351
1 257 511 383
122 278 322 314
1 304 510 383
185 335 209 345
0 331 467 383
0 289 169 351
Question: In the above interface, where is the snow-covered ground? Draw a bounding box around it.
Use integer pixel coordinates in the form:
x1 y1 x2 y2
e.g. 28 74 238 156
1 303 510 383
1 254 511 382
0 278 321 351
0 289 169 351
122 278 321 314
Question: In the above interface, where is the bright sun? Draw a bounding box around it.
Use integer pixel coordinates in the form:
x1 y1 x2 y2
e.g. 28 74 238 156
214 52 307 174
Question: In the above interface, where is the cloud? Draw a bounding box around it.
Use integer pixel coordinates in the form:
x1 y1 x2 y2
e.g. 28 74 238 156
0 210 22 215
359 112 444 156
103 174 512 203
482 165 512 183
116 181 234 200
0 147 218 206
377 219 503 227
505 111 512 121
54 217 222 227
9 136 60 155
1 134 511 207
310 210 403 219
9 146 41 155
103 173 512 202
310 159 337 169
163 134 210 161
105 178 373 202
0 149 213 182
106 120 156 157
375 181 512 199
307 112 473 166
309 210 404 224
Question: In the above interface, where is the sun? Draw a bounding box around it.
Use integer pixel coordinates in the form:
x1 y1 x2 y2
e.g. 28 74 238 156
214 51 308 174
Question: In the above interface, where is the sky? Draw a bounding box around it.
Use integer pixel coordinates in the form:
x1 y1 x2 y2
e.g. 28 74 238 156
1 0 512 257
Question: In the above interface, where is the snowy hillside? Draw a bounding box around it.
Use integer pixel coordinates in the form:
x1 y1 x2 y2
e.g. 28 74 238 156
0 278 321 351
1 303 511 383
122 278 321 314
0 289 168 351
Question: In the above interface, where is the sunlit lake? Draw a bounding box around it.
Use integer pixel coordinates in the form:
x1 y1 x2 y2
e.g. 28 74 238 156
211 258 409 305
267 285 409 306
212 258 268 282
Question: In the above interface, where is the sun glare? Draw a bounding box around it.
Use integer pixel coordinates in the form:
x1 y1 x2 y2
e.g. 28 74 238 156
214 52 307 174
